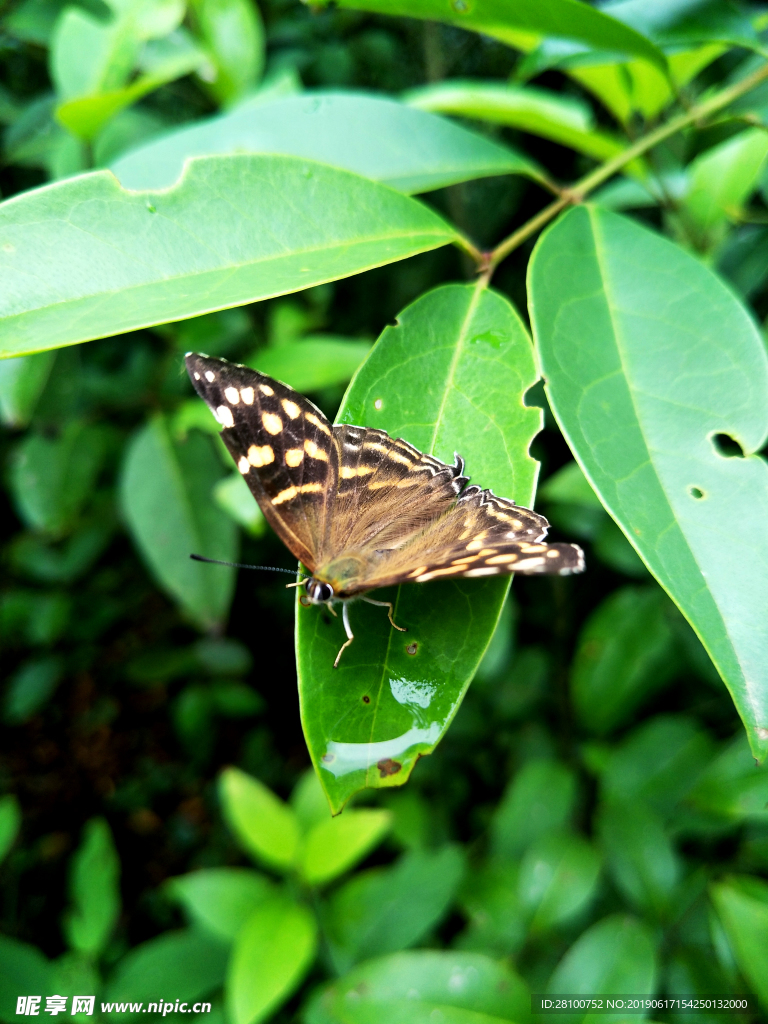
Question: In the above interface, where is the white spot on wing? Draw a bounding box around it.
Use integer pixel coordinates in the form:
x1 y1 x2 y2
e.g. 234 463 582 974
217 405 235 428
262 412 283 435
224 387 240 404
238 456 250 474
205 371 215 382
282 399 301 419
241 387 254 405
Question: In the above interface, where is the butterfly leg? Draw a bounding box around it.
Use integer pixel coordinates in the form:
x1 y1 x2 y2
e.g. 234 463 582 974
361 597 407 632
333 602 355 669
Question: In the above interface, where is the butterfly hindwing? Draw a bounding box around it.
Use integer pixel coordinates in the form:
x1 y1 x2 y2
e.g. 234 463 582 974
185 353 336 571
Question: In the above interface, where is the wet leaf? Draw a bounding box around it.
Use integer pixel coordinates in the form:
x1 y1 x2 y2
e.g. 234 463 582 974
0 154 456 357
120 415 237 630
109 92 545 192
529 205 768 760
296 282 541 811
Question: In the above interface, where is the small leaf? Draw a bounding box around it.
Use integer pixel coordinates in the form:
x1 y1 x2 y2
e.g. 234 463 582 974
226 897 317 1024
570 586 677 734
10 421 107 536
0 935 51 1024
219 767 300 872
405 80 627 164
684 127 768 240
4 656 63 724
324 845 464 973
213 473 266 536
597 801 680 919
63 818 120 957
0 155 456 357
190 0 265 106
0 351 55 427
547 915 657 1016
120 414 237 630
167 868 274 942
252 337 372 393
529 205 768 760
518 833 601 933
306 950 530 1024
104 930 229 1009
299 809 391 886
491 760 577 860
689 733 768 821
110 92 544 193
0 796 21 866
710 876 768 1007
297 283 542 812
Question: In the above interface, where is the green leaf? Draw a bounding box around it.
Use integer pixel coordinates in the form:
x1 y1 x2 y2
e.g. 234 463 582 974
167 867 275 942
304 0 666 70
4 656 63 723
0 795 21 866
405 81 627 164
0 155 456 358
63 818 121 957
710 876 768 1006
596 714 713 822
0 351 55 427
597 800 680 919
219 767 300 871
605 0 759 51
252 337 372 393
10 421 107 537
50 6 139 100
570 586 677 734
104 930 229 1009
491 759 577 860
299 809 392 886
324 845 465 973
213 473 266 535
296 282 541 812
547 915 657 1018
529 204 768 760
457 861 527 957
0 935 51 1024
689 733 768 821
680 128 768 248
120 415 237 630
306 950 530 1024
291 768 334 833
518 832 601 933
190 0 265 106
226 897 317 1024
110 92 545 192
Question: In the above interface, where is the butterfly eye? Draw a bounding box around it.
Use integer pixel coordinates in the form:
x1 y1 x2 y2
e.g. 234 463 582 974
307 580 334 604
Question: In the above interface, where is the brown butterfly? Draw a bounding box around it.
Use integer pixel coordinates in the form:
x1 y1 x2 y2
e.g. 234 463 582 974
186 353 584 666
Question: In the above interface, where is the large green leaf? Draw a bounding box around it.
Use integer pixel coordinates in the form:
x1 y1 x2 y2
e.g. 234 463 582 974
306 950 530 1024
120 415 237 630
109 92 544 192
296 282 541 812
0 154 456 357
304 0 665 70
710 876 768 1006
529 205 768 760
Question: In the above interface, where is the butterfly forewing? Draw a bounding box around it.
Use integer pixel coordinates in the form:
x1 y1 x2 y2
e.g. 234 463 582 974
185 353 336 571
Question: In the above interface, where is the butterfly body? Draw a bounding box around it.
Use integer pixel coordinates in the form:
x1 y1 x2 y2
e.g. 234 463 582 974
185 353 584 663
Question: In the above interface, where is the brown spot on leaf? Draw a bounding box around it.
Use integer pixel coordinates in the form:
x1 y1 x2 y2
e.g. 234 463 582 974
362 695 370 704
406 642 418 656
299 595 311 607
377 758 401 777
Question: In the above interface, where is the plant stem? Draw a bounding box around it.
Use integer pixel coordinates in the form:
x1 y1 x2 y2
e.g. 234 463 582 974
487 60 768 272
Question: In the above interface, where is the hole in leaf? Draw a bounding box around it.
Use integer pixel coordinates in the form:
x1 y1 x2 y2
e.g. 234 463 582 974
689 486 705 499
406 642 418 656
362 694 370 704
711 433 745 458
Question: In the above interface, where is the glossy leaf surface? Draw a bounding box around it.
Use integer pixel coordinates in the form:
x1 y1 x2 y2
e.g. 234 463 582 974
296 282 541 811
306 0 665 69
110 92 543 192
120 416 237 630
529 205 768 760
0 154 456 357
306 950 530 1024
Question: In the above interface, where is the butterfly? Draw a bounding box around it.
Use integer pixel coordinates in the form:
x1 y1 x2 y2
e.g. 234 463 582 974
186 353 584 667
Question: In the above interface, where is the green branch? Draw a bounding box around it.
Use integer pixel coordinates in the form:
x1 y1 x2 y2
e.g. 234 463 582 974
486 60 768 273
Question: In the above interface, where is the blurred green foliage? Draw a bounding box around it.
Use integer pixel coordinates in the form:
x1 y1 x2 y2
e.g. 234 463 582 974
2 0 768 1022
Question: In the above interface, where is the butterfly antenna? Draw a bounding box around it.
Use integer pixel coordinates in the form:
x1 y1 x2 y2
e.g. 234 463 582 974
190 554 310 578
